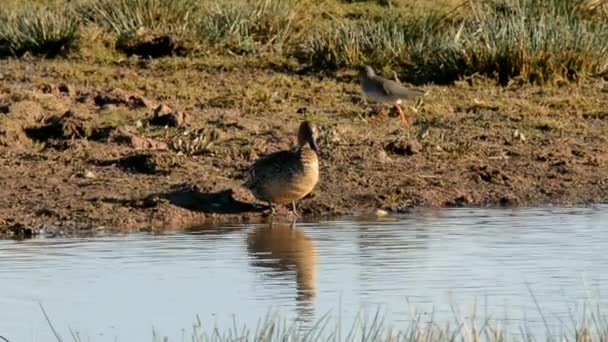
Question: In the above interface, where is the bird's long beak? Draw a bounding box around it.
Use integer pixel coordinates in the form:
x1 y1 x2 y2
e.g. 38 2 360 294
310 139 319 153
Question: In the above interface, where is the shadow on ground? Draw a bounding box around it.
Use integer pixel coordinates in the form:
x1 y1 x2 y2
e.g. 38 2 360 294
94 183 266 215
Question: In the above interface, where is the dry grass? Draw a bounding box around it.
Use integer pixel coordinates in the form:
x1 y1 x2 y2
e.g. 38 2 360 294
34 301 608 342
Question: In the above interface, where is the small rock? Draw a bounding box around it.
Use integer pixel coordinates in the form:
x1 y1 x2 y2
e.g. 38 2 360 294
154 104 173 117
150 105 187 127
0 103 9 114
385 139 421 156
58 83 75 95
377 150 392 163
374 208 389 217
84 170 96 179
513 129 526 142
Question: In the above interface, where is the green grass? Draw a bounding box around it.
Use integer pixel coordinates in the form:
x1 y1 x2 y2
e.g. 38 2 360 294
80 0 198 55
0 6 80 57
35 301 608 342
1 0 608 85
198 0 301 55
301 0 608 85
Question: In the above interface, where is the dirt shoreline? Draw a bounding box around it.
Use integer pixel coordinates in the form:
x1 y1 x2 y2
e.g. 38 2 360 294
1 58 608 239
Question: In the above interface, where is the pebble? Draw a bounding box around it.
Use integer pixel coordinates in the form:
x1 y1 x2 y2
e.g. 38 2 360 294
84 170 96 179
374 209 389 217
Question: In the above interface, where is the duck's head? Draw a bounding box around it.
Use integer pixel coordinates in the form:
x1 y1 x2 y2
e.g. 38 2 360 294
297 121 319 153
358 65 375 80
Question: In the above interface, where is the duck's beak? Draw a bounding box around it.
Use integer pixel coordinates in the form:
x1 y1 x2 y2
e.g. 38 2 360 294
310 139 319 153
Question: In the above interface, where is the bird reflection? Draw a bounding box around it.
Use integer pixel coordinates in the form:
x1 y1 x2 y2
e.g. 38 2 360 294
246 219 317 324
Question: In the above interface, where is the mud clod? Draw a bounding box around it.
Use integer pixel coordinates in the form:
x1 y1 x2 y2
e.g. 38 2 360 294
117 154 163 174
471 165 510 184
24 110 91 144
95 153 168 175
93 89 153 109
385 139 422 156
109 129 167 150
150 104 187 127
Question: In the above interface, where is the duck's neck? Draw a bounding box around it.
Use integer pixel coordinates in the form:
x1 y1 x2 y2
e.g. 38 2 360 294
294 145 315 158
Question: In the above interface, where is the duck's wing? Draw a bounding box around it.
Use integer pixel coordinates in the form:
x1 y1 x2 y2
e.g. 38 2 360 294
379 77 426 99
244 150 301 187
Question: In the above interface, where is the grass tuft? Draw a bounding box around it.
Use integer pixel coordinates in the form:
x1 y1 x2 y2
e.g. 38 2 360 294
198 0 300 55
299 13 442 72
82 0 198 56
302 0 608 85
37 301 608 342
0 7 80 58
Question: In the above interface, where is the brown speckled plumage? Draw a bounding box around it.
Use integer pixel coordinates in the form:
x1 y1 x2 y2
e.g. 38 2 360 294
244 121 320 216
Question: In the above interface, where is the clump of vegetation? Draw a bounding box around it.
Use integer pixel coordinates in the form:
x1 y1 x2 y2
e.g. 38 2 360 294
0 7 80 57
37 302 608 342
455 0 608 85
198 0 300 54
82 0 198 57
167 128 221 156
300 13 441 71
303 0 608 85
2 0 608 86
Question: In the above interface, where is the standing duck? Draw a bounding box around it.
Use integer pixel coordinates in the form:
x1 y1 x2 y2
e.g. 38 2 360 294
359 65 426 128
244 121 320 217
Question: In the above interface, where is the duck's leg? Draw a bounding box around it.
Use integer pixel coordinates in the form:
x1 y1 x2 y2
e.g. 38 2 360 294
394 104 411 129
268 202 276 216
291 201 301 218
289 217 296 229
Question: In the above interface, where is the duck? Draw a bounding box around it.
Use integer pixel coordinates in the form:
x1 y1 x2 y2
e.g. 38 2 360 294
244 121 320 217
359 65 426 128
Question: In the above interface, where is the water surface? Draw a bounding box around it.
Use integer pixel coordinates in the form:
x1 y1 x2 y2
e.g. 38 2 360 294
1 206 607 341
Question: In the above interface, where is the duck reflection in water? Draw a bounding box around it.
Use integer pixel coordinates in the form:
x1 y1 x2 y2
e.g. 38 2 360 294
246 219 317 323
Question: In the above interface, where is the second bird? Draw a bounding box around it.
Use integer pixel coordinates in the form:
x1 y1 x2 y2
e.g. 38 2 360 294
244 121 320 217
359 65 425 129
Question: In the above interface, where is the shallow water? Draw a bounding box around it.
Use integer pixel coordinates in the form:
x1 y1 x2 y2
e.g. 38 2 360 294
1 206 607 341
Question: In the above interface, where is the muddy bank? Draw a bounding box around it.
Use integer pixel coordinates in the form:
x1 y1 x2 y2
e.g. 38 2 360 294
1 58 608 238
